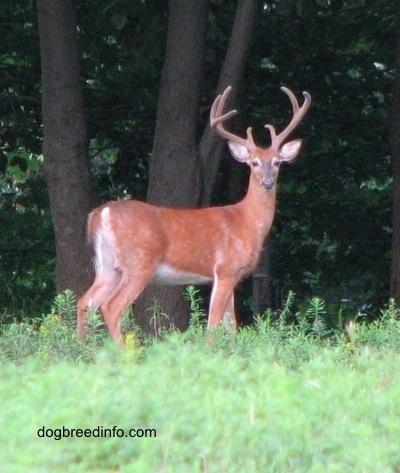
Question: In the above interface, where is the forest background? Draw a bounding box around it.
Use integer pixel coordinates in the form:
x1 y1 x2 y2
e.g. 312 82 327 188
0 0 399 334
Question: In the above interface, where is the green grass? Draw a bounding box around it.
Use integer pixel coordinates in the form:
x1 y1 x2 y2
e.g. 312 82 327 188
1 291 400 472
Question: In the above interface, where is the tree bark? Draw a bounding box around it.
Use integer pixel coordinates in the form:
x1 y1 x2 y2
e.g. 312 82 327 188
146 1 207 207
37 0 93 297
252 240 272 315
199 0 259 205
390 7 400 304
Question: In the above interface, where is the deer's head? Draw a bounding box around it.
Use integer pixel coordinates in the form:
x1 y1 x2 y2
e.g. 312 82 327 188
210 86 311 191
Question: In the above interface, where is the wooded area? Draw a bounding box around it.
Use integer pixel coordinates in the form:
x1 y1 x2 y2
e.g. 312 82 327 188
0 0 399 332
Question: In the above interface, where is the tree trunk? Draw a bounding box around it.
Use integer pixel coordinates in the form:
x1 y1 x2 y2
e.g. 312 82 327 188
390 7 400 304
134 0 209 333
199 0 259 205
252 240 272 316
37 0 93 297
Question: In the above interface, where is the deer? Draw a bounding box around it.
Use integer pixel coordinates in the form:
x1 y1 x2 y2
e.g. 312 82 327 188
77 85 311 343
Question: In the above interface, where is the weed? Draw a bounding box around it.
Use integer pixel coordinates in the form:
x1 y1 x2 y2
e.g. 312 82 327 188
51 288 77 326
147 299 170 339
184 285 207 327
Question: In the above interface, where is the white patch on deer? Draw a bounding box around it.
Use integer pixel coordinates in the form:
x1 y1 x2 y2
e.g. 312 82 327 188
207 268 219 328
153 263 212 285
93 231 104 274
92 206 122 276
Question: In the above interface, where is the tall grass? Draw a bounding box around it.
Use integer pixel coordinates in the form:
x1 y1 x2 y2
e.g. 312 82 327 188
1 290 400 472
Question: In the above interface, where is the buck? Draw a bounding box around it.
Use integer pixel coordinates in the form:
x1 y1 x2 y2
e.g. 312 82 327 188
77 85 311 342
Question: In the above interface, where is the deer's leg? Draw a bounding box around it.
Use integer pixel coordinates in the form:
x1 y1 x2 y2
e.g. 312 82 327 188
207 275 237 329
77 269 121 340
100 267 157 343
222 294 237 331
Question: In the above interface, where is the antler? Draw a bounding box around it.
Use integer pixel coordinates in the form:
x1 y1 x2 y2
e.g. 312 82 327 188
265 87 311 149
210 86 257 152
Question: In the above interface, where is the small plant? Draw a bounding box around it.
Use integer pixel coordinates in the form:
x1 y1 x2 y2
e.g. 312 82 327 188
39 312 66 338
306 297 330 337
380 298 400 321
184 285 206 328
147 299 170 340
345 319 359 346
86 307 105 334
278 289 296 330
51 289 77 324
122 331 144 363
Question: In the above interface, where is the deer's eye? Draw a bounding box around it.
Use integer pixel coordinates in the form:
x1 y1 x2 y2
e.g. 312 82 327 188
251 158 262 167
271 157 280 167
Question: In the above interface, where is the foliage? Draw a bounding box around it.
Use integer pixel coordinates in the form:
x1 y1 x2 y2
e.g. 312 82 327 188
2 294 400 471
0 290 103 365
0 1 52 315
0 170 54 316
247 0 396 311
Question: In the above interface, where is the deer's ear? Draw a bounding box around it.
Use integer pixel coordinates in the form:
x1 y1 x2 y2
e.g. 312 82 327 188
279 139 302 162
228 141 251 163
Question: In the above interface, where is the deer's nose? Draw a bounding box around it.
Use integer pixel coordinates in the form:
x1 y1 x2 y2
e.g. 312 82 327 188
262 178 275 190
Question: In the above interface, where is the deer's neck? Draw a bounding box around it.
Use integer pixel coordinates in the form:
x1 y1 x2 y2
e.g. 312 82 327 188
237 174 277 238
